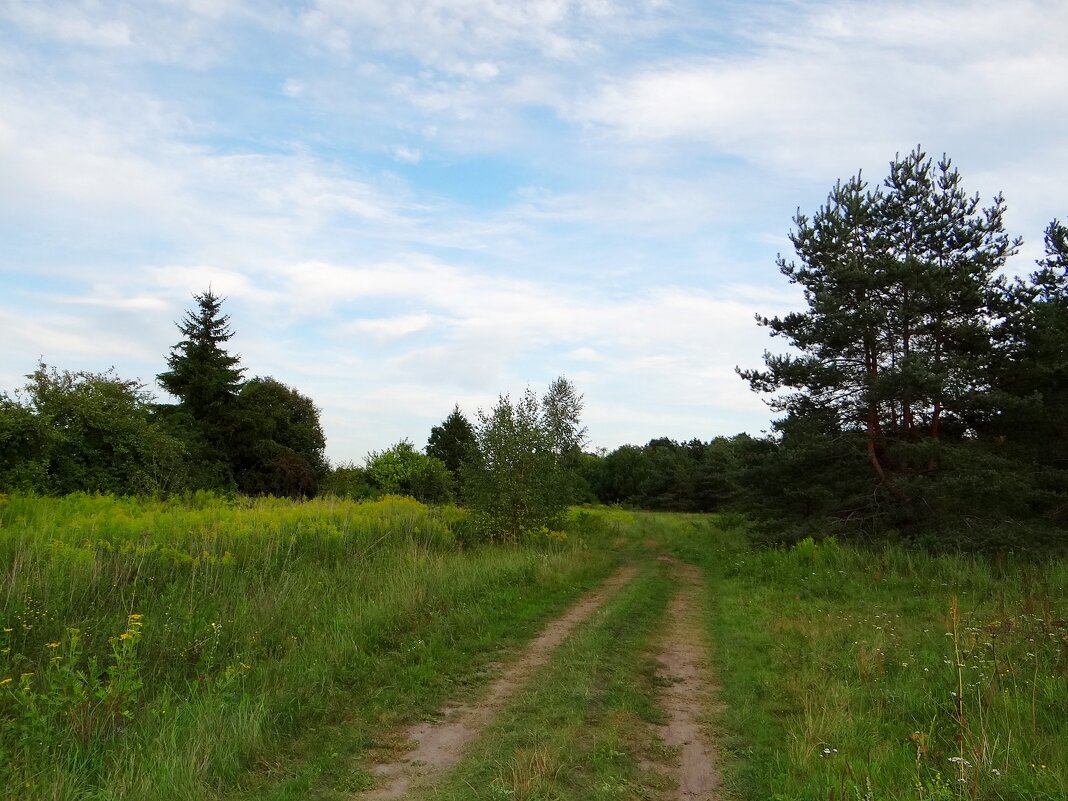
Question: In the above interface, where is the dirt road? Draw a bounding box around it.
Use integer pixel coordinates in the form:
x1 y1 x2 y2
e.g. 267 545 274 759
361 566 638 800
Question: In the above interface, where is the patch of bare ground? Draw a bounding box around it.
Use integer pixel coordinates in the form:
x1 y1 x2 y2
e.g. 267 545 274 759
357 566 637 800
652 558 721 800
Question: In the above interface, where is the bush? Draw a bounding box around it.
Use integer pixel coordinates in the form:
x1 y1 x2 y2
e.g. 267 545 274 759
365 441 452 504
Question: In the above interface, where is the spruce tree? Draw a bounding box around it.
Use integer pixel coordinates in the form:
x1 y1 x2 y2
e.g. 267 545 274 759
426 404 476 476
157 290 245 484
158 289 244 418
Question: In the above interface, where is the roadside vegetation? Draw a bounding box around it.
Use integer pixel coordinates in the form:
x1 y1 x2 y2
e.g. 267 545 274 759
0 494 617 799
704 534 1068 800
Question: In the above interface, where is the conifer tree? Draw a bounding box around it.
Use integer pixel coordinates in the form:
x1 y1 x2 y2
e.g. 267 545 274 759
992 219 1068 465
427 404 476 476
739 148 1018 494
157 290 245 485
158 289 245 420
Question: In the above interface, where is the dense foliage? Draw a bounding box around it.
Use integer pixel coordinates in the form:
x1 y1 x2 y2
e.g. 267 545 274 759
578 435 762 512
736 150 1065 546
0 292 328 498
1 149 1063 552
426 405 477 500
0 365 188 495
573 150 1066 551
364 440 453 504
230 377 328 497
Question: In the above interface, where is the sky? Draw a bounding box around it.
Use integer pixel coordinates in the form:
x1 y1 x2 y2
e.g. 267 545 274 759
1 0 1066 463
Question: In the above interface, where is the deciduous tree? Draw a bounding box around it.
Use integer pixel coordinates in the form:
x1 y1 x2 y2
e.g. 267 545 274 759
231 377 328 498
465 378 585 542
1 363 188 494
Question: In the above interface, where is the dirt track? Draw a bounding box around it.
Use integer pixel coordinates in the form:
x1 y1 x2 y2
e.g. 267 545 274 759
360 566 637 800
653 560 721 800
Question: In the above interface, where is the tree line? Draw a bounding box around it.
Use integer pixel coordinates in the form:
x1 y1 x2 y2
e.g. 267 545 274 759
325 379 586 542
2 146 1063 549
0 291 588 543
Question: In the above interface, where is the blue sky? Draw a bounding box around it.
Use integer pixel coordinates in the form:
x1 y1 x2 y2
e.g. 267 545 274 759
2 0 1065 462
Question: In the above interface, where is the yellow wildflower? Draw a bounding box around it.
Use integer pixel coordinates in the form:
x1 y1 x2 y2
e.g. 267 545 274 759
47 642 60 649
0 677 12 686
128 614 143 621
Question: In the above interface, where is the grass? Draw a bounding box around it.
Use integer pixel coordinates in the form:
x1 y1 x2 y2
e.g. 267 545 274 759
424 559 674 801
0 493 619 800
3 496 1066 800
697 533 1068 800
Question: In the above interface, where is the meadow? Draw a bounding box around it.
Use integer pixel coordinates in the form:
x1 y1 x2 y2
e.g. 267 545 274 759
702 530 1068 801
0 494 617 799
1 496 1065 800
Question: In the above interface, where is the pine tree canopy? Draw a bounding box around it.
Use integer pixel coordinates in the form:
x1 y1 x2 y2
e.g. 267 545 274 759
739 148 1020 487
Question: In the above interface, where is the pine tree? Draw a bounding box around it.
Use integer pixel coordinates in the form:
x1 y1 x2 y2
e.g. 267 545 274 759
879 150 1018 442
739 148 1018 508
992 219 1068 464
738 172 894 482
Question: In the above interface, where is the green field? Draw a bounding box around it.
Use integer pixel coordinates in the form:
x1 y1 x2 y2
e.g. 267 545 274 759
1 496 1065 800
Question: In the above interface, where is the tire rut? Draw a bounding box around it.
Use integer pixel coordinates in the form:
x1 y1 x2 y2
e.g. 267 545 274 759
358 565 638 800
653 559 721 800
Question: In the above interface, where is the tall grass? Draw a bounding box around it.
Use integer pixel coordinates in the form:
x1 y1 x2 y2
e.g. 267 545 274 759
0 493 613 800
696 532 1068 800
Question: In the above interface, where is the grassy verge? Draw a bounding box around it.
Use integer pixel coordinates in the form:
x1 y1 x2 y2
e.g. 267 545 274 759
699 533 1068 800
425 559 673 801
0 494 619 800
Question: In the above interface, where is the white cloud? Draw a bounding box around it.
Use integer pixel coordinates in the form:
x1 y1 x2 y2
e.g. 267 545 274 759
574 1 1068 176
468 61 500 81
298 0 631 67
0 0 257 67
391 145 422 164
2 2 133 48
342 313 436 340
